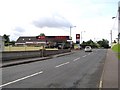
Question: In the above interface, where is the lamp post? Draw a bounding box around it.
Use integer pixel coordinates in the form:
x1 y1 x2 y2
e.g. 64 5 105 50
70 26 76 39
81 31 85 44
110 16 117 46
118 2 120 45
110 30 112 47
70 26 76 49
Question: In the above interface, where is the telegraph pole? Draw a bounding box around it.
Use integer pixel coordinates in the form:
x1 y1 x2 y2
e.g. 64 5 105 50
69 26 76 49
110 30 112 47
118 1 120 44
80 31 85 44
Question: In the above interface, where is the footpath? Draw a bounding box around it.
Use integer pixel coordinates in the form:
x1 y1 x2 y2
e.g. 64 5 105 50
100 49 118 88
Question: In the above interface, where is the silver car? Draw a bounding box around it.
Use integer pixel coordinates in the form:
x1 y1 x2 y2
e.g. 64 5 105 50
84 46 92 52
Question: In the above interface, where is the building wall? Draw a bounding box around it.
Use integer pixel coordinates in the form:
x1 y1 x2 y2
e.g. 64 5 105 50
0 36 4 52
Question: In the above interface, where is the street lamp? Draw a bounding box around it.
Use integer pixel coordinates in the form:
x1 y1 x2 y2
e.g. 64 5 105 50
81 31 85 44
110 16 117 46
70 26 76 39
69 26 76 49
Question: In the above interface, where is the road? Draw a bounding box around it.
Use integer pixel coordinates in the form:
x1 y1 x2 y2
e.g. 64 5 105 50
1 49 107 88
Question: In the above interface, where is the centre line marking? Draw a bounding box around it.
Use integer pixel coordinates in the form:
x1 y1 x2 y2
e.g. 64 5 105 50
99 81 103 88
88 53 91 55
83 55 87 57
55 62 69 68
73 57 80 61
0 71 43 88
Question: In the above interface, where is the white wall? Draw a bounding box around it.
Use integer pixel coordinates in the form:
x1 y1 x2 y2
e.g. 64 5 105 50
0 36 4 52
0 36 3 86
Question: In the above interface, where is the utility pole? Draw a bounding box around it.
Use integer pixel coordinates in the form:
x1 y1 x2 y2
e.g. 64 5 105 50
81 31 85 44
110 30 112 47
69 26 76 49
81 32 82 44
118 33 120 44
118 1 120 45
70 26 76 39
70 26 71 38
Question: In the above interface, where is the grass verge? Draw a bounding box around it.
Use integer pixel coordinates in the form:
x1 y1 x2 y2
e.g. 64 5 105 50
112 44 120 59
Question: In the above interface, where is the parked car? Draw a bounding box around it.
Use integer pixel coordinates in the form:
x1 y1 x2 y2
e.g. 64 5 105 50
84 46 92 52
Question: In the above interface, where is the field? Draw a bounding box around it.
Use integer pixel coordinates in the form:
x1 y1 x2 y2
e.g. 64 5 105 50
112 44 120 59
4 46 58 51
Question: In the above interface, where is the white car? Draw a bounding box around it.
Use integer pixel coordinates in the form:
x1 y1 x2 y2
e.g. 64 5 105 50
84 46 92 52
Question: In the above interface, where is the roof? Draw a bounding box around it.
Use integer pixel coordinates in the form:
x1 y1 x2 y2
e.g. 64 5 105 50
16 36 42 43
16 36 70 44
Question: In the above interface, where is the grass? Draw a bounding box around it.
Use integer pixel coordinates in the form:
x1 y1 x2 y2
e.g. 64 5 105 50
112 44 120 59
118 55 120 60
112 44 120 53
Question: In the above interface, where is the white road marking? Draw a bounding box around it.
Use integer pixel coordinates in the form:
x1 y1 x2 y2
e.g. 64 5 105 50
73 57 80 61
55 62 69 68
99 63 105 88
96 49 98 51
0 71 43 88
83 55 87 57
99 81 103 88
88 53 91 55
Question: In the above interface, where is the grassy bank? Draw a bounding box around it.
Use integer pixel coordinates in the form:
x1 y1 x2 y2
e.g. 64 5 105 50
112 44 120 53
112 44 120 59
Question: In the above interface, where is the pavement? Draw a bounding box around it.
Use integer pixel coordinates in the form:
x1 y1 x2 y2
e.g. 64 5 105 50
100 49 118 88
1 51 75 68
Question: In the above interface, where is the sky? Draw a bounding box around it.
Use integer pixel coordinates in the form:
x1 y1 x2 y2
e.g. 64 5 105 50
0 0 119 43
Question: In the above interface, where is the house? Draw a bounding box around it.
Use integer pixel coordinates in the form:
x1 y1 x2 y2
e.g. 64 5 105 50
15 36 71 47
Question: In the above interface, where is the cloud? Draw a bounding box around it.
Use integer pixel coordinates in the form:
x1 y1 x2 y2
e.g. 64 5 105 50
14 27 25 33
10 27 26 41
33 13 73 28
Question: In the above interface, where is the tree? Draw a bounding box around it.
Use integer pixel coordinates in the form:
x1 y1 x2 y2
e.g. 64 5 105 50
3 34 10 46
80 40 98 48
10 40 16 46
97 39 109 48
39 33 45 36
113 40 117 43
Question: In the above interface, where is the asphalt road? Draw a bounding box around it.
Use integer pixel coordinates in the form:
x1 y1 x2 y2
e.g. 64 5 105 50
1 49 107 88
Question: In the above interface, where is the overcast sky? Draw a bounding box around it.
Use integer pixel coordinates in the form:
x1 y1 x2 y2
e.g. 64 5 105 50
0 0 119 43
